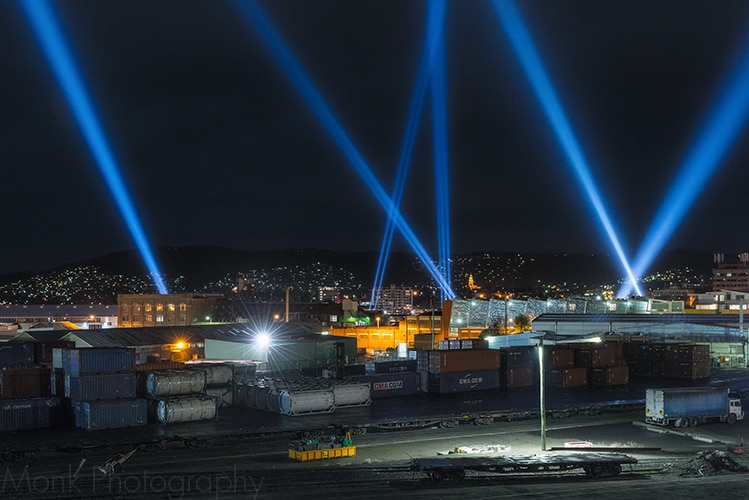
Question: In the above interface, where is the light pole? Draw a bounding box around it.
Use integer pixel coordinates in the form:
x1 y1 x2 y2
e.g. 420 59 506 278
538 337 547 451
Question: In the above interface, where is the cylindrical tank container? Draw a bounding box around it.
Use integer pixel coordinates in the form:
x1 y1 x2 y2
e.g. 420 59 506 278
233 384 254 408
332 383 371 407
64 348 135 376
0 397 60 431
278 389 335 416
153 396 217 424
267 388 282 413
143 369 206 398
255 387 270 410
198 364 234 386
66 373 136 400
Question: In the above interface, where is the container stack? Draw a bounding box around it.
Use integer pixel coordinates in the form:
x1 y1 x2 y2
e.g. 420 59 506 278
416 349 501 394
622 342 710 380
0 342 58 431
349 371 420 399
234 374 370 416
575 342 629 387
138 368 217 424
500 347 535 388
546 347 587 388
56 347 146 430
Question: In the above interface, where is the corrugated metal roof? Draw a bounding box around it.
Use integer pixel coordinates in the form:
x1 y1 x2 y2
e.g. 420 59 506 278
59 322 327 348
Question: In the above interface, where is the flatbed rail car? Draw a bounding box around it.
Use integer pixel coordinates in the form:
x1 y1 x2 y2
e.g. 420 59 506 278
411 452 638 481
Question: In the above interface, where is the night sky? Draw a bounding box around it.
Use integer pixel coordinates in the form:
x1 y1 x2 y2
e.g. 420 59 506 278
3 1 749 276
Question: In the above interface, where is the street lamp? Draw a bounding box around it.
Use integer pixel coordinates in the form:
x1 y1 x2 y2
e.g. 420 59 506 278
538 337 547 451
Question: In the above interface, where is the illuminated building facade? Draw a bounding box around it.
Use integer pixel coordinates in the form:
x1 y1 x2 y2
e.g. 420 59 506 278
117 293 223 327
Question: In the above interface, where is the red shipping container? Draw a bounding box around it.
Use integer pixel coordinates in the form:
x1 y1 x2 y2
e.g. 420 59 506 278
0 368 50 400
428 350 500 374
503 366 534 388
547 348 575 369
548 367 587 388
589 366 629 386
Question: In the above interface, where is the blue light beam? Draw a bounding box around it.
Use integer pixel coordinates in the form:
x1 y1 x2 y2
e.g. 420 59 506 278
492 0 643 296
371 0 446 309
430 8 452 302
19 0 168 294
618 31 749 298
234 0 455 298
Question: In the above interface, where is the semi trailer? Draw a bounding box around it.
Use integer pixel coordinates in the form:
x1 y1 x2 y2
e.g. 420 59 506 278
645 387 744 427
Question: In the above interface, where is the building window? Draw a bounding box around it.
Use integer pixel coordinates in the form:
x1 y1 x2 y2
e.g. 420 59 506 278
179 304 187 312
156 314 164 323
168 303 176 312
330 315 338 323
156 304 164 312
145 304 152 312
145 314 153 323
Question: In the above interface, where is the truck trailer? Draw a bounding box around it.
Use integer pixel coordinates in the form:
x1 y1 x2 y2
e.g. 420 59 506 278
645 387 744 427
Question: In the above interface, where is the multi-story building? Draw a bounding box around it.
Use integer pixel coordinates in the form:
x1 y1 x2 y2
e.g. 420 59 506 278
117 293 224 327
712 253 749 292
373 285 414 315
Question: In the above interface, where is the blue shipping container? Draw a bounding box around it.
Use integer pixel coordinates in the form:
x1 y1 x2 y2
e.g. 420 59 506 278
74 399 147 430
427 369 500 394
0 343 34 368
0 397 60 431
65 348 135 376
66 373 137 400
350 372 420 398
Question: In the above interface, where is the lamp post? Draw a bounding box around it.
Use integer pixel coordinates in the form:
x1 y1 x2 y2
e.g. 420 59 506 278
538 337 547 451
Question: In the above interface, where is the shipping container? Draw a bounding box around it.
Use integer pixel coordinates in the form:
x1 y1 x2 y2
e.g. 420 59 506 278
589 366 629 386
460 339 489 350
502 366 534 388
0 397 60 431
0 367 50 400
678 344 710 363
332 383 371 407
426 369 500 394
548 367 588 388
546 348 575 369
149 396 217 424
0 343 34 368
574 345 616 368
73 399 147 430
34 341 75 365
141 369 206 398
350 372 420 399
365 360 417 375
135 361 185 372
64 348 135 376
501 347 536 369
50 369 64 397
677 361 710 379
192 364 234 386
205 386 233 408
66 373 136 400
412 334 435 350
278 389 335 415
426 350 501 374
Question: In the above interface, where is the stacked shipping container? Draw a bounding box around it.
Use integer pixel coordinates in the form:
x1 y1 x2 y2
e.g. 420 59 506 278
54 347 147 430
416 349 501 394
0 342 58 431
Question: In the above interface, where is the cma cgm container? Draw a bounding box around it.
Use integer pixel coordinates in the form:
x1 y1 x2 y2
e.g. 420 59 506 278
0 343 34 368
73 399 147 430
0 367 51 400
66 373 136 400
0 397 60 431
350 372 420 399
64 348 135 376
365 360 417 375
426 369 500 394
426 350 501 374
